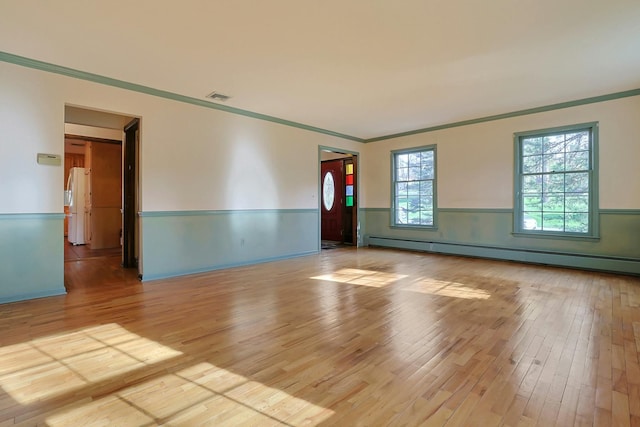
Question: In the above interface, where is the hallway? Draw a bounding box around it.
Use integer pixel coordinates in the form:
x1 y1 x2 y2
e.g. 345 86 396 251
64 240 138 293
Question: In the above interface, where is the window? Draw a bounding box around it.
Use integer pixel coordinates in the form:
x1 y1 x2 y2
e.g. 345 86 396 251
322 171 335 211
392 146 436 227
514 122 598 237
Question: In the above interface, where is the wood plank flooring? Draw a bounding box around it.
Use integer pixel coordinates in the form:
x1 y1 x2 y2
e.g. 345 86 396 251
1 247 639 426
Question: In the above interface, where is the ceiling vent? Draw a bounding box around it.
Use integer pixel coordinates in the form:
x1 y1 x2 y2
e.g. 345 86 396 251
206 91 231 102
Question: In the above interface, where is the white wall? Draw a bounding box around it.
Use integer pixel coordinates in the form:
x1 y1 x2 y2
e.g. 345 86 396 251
64 123 123 141
0 60 362 214
0 64 65 213
362 96 640 210
65 105 131 130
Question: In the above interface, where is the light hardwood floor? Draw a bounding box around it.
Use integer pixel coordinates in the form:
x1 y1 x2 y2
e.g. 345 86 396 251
1 247 639 426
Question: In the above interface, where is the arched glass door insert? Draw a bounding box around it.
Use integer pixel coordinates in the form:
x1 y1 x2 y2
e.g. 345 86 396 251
322 171 335 211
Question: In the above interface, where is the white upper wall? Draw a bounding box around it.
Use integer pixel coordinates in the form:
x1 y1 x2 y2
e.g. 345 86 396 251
65 106 131 130
64 123 123 141
0 61 361 214
362 95 640 210
2 58 638 215
0 64 65 213
2 1 639 139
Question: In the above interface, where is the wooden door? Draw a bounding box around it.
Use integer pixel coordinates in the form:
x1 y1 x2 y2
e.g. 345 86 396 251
89 142 122 249
321 160 344 242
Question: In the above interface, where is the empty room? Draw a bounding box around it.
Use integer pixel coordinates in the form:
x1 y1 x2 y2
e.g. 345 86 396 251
1 1 639 426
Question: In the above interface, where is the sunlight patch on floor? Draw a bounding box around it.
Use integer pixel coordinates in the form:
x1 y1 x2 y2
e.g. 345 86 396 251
311 268 408 287
0 323 333 425
45 362 334 426
403 279 491 300
0 323 181 404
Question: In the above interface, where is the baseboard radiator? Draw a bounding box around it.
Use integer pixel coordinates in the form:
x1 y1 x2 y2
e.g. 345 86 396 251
367 236 640 276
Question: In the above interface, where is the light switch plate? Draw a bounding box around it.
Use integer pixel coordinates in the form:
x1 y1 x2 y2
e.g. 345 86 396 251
37 153 62 166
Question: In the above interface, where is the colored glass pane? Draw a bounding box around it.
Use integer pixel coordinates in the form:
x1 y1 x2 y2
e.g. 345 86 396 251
346 164 353 175
346 196 353 207
346 185 353 196
346 175 354 185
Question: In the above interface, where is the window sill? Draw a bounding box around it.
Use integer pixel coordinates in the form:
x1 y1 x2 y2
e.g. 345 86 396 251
391 224 438 231
512 231 600 242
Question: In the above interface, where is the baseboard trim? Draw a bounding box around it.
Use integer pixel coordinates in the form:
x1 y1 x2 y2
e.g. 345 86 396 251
367 236 640 275
141 250 319 282
0 288 67 305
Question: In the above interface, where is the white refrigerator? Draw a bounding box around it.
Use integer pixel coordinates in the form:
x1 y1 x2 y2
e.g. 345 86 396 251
66 167 87 245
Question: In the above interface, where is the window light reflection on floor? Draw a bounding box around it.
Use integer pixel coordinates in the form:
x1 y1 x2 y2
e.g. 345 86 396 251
0 323 333 425
311 268 408 287
45 362 334 426
0 323 182 404
310 269 490 300
403 279 491 300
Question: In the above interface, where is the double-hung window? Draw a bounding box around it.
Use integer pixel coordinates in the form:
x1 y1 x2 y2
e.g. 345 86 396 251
514 122 598 237
392 146 436 227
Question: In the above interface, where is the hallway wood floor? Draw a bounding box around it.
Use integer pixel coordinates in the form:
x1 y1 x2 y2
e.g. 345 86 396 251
1 248 639 426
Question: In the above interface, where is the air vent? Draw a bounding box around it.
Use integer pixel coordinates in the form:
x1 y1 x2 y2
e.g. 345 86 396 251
206 91 232 102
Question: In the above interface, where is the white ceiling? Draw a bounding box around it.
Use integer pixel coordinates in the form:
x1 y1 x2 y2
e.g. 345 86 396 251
1 1 639 140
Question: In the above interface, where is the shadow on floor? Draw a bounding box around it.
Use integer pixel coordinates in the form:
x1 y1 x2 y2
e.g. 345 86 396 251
321 240 351 250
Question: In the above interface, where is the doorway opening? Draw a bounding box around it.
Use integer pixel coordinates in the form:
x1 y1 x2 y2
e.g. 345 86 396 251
319 147 359 250
63 106 141 292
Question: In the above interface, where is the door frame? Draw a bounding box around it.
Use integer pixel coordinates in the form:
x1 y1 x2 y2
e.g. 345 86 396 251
318 146 360 251
63 105 142 282
123 118 140 271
